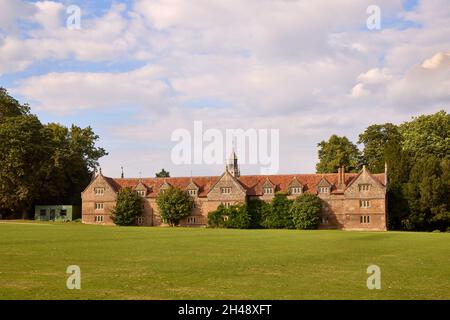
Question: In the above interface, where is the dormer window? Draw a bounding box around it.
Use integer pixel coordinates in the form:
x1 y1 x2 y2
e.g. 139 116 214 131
221 187 232 194
263 187 274 195
359 184 371 191
319 186 329 193
188 189 197 197
290 187 302 195
94 187 105 195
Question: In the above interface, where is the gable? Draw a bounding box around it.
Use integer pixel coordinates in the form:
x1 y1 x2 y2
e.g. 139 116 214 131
344 168 386 197
81 174 117 200
207 170 247 200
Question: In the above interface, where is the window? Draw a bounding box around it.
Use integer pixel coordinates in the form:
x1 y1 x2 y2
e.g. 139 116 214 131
360 215 370 224
187 217 196 224
221 187 232 194
95 203 104 210
359 184 371 191
60 209 67 216
360 200 370 208
39 209 46 216
188 189 197 196
136 217 144 224
319 187 329 193
221 202 231 208
137 190 146 196
94 215 104 223
222 216 229 221
193 202 197 209
322 216 329 224
263 187 274 195
290 187 302 195
94 187 105 195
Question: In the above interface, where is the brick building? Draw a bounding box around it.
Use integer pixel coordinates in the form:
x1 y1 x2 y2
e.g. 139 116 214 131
81 153 388 230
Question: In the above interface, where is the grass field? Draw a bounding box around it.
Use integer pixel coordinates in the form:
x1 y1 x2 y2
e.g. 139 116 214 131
0 221 449 300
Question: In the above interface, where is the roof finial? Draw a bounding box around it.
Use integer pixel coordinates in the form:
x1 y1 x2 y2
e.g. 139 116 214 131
99 167 102 176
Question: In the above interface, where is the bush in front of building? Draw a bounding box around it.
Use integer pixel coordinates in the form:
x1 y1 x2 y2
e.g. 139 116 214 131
110 187 144 226
290 193 322 229
156 186 194 226
261 192 294 229
208 203 250 229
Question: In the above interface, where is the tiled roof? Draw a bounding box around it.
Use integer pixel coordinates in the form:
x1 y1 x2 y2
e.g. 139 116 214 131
106 172 386 198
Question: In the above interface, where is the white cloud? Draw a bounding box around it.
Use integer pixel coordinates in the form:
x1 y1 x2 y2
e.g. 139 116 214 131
3 0 450 176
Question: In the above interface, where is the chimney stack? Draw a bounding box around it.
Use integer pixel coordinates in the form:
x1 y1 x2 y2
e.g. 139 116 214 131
338 166 345 188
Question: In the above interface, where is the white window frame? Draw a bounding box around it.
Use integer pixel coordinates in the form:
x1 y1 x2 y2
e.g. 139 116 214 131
360 215 371 224
319 186 329 193
290 187 302 195
136 216 145 224
221 187 232 194
359 184 371 192
263 187 274 195
360 200 370 208
95 203 104 211
94 215 104 223
188 189 197 197
137 190 146 197
94 187 105 195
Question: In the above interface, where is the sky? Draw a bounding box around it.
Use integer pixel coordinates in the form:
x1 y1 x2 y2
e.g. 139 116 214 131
0 0 449 178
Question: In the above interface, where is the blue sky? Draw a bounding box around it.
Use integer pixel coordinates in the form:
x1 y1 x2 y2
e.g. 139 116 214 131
1 0 449 177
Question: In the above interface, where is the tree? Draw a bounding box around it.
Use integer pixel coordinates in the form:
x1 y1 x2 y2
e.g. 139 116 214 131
399 110 450 160
358 123 402 173
156 186 193 226
110 187 143 226
156 169 170 178
0 87 30 119
402 156 450 231
0 115 52 217
290 193 321 229
316 135 362 173
40 123 107 205
261 192 293 229
0 89 107 217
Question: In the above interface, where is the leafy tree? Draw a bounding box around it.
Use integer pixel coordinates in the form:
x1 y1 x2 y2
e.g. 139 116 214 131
0 89 107 217
402 156 450 231
0 115 52 217
290 193 321 229
399 110 450 160
0 87 30 119
316 135 362 173
358 123 402 173
40 123 107 205
262 192 293 229
156 168 170 178
110 187 143 226
156 186 193 226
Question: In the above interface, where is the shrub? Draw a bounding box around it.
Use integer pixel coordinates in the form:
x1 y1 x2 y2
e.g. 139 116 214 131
290 193 321 229
261 192 293 229
110 187 143 226
208 203 250 229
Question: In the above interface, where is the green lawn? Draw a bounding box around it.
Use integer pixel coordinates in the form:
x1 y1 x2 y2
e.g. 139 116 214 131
0 221 449 300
